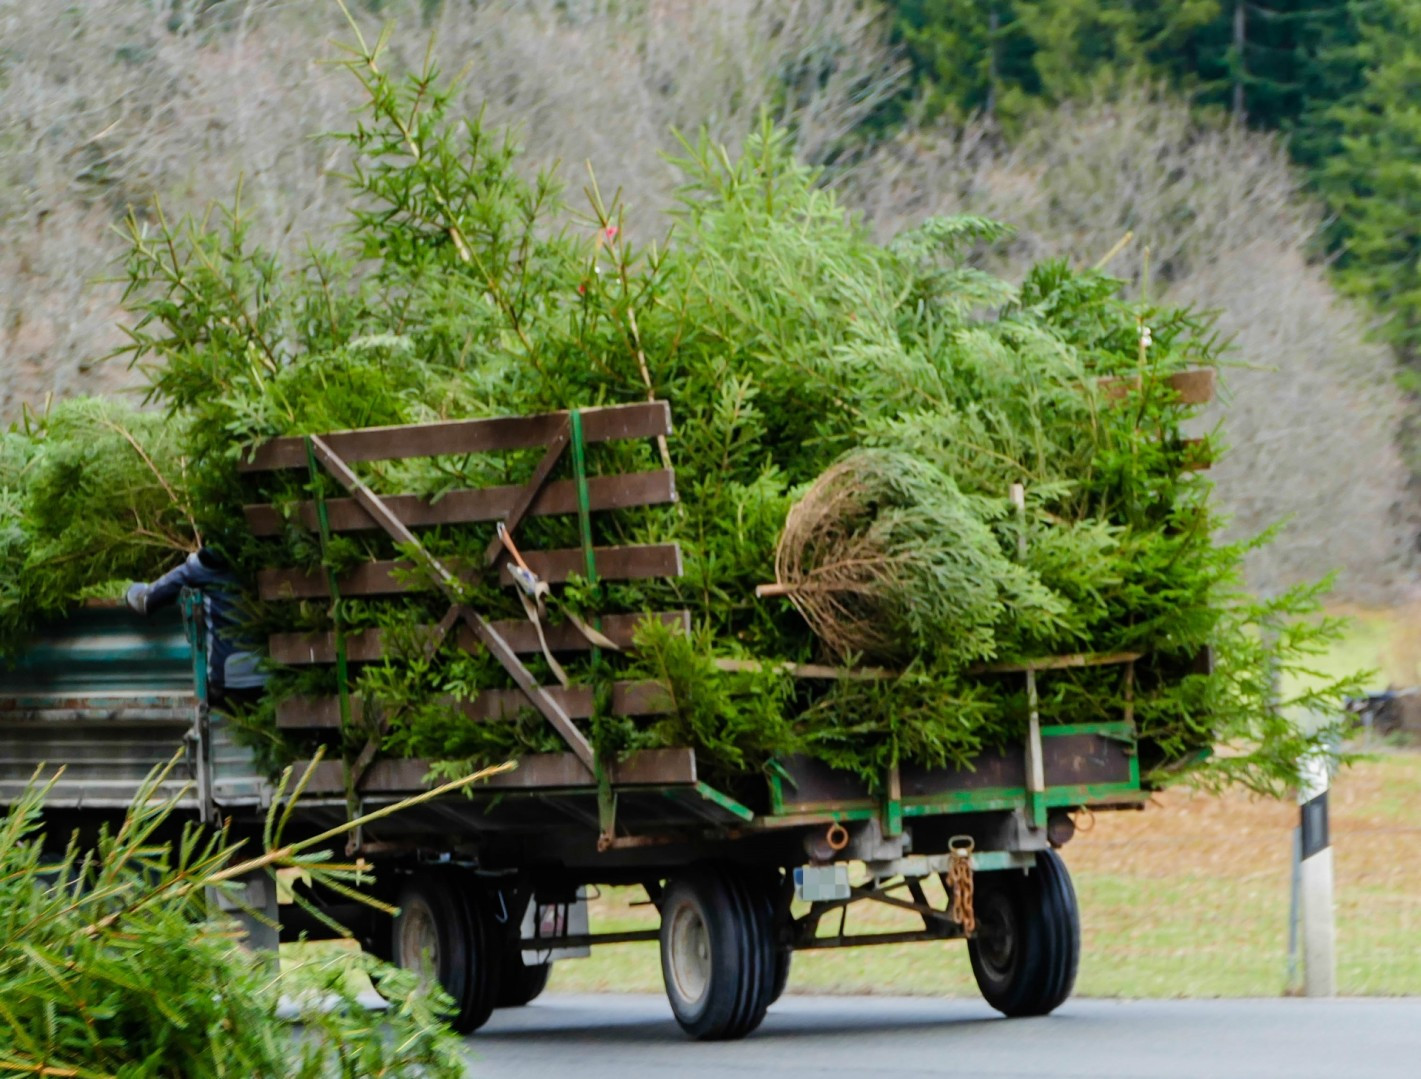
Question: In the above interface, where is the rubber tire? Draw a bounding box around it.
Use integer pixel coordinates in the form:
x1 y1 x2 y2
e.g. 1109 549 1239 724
388 872 502 1034
967 849 1080 1018
659 865 775 1040
742 870 792 1005
769 947 791 1005
497 950 553 1007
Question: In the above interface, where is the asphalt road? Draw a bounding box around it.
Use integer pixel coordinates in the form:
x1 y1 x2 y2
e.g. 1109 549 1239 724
465 993 1421 1078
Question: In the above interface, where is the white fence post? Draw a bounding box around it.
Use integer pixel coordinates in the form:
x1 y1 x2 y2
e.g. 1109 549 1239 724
1298 752 1336 997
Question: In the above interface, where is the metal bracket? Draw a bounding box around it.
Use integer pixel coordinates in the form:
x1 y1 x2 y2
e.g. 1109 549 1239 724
882 762 903 838
595 761 617 851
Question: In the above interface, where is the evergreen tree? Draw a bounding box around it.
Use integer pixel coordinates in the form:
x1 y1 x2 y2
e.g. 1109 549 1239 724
887 0 1222 124
891 0 999 120
1314 0 1421 360
1011 0 1220 104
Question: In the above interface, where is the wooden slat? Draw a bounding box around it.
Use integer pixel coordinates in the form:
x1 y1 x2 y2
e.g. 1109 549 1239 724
276 680 672 729
1180 437 1212 471
1100 367 1215 405
258 543 682 601
269 611 690 666
968 651 1141 675
298 746 698 795
243 470 677 537
240 401 672 473
712 658 898 681
498 544 682 587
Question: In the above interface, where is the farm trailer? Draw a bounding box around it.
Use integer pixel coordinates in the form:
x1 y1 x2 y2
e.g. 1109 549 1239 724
1 394 1212 1040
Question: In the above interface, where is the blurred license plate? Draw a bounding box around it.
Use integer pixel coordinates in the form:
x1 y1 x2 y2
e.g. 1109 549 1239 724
794 864 850 902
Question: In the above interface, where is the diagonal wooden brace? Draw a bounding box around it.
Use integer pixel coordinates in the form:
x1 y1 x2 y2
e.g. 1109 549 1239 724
306 435 597 776
483 418 571 567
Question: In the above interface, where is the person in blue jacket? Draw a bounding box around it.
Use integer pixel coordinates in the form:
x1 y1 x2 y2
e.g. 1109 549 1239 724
127 547 266 706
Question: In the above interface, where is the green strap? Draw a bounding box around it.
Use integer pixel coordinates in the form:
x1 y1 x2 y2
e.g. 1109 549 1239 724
305 437 353 736
571 410 617 843
569 409 598 585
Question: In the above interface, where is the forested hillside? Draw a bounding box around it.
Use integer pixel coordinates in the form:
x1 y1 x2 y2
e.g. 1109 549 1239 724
0 0 1413 601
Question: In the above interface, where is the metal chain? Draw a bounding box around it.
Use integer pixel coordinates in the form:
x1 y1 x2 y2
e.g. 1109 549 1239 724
947 836 976 935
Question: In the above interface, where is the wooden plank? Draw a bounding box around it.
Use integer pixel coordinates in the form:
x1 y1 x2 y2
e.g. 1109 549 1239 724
259 544 682 601
276 680 673 729
715 651 1143 679
307 434 598 774
298 746 698 795
1100 368 1216 405
498 544 682 587
243 470 677 537
967 651 1142 675
1180 436 1213 471
712 658 899 681
240 401 673 472
269 611 690 666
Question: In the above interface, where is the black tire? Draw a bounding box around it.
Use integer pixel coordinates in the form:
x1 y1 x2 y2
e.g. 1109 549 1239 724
966 849 1079 1018
769 947 792 1005
659 865 775 1040
387 872 502 1034
497 949 553 1007
742 870 792 1005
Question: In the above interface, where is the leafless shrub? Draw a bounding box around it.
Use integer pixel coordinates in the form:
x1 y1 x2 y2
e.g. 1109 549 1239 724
846 88 1415 601
0 0 903 416
0 0 356 416
401 0 906 222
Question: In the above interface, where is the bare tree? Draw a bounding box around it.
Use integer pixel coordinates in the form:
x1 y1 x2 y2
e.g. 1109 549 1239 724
402 0 905 222
0 0 903 417
0 0 356 417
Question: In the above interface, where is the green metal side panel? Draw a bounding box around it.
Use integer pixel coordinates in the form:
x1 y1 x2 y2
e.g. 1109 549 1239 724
754 720 1145 830
0 604 195 697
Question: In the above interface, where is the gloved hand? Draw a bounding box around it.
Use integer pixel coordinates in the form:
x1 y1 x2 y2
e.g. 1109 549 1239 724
125 582 149 614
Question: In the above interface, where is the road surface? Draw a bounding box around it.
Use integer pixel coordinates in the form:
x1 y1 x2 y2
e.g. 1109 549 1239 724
465 993 1421 1078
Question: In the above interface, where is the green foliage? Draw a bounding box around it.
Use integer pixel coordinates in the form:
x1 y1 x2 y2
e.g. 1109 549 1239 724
630 619 797 778
886 0 1223 127
777 448 1065 666
0 761 464 1077
97 28 1357 795
0 397 199 662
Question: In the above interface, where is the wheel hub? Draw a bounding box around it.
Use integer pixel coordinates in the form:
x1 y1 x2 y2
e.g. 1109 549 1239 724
400 898 440 981
667 899 711 1005
975 891 1017 980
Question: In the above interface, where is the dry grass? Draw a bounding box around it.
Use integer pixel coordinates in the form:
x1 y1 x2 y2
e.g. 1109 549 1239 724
548 753 1421 998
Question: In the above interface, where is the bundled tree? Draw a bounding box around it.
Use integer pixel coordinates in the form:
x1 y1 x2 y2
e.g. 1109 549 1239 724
0 397 199 659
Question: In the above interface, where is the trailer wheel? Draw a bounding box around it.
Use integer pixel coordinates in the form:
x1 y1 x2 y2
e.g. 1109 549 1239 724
659 865 774 1040
967 849 1079 1018
387 872 502 1034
